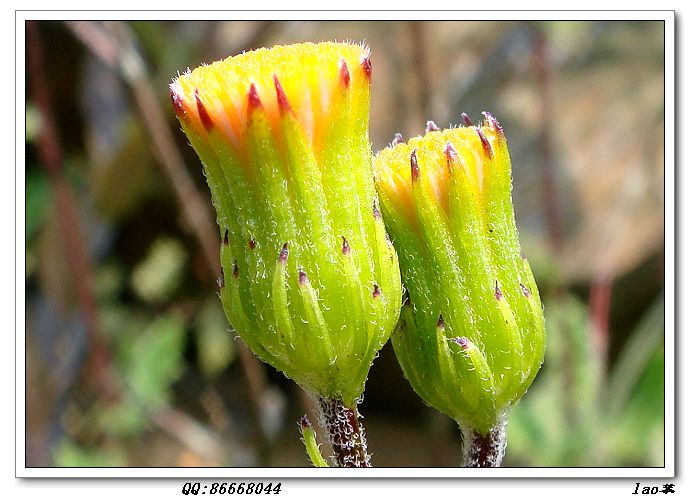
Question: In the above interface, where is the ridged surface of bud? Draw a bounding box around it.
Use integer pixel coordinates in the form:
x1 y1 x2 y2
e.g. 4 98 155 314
171 42 401 407
373 114 545 434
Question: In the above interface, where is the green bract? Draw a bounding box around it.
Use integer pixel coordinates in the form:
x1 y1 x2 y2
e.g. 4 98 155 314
170 42 401 407
373 114 546 434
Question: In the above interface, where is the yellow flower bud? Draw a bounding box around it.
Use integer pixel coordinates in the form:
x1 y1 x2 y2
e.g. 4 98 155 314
171 43 401 409
374 114 546 437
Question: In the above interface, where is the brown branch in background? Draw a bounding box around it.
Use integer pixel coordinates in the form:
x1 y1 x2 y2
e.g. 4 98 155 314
67 20 221 275
532 24 563 254
26 21 116 398
149 406 228 465
204 21 276 61
208 21 276 59
408 21 433 123
64 20 271 465
239 21 275 52
589 273 612 371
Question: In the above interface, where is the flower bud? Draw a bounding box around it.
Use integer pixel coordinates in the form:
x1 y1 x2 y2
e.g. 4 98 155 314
373 114 545 434
171 43 401 407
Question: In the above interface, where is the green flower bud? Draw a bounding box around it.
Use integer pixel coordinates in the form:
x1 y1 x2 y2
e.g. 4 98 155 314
373 114 545 435
170 42 401 407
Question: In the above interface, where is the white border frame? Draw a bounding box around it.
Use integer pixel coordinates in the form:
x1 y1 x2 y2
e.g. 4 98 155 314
15 10 675 480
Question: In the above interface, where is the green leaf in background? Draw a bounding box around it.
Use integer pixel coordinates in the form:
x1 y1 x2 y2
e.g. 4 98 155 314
26 169 51 242
53 439 127 467
94 261 126 303
195 297 236 378
603 294 664 466
605 347 664 466
605 294 664 419
507 293 664 467
507 294 594 466
26 103 42 144
130 237 187 305
118 314 186 410
96 396 148 438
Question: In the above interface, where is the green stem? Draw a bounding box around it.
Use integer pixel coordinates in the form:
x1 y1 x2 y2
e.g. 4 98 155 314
298 415 329 467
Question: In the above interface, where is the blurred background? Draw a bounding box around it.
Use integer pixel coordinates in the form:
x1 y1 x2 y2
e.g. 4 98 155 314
25 20 665 468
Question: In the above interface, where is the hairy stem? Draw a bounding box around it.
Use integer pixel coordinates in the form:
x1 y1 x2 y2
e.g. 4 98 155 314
461 417 507 467
316 397 371 467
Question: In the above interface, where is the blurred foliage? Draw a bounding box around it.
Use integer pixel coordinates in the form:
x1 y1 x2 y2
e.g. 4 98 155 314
54 439 127 467
130 237 187 304
118 315 186 409
194 297 236 379
89 119 159 223
507 294 664 467
25 20 665 468
25 170 50 275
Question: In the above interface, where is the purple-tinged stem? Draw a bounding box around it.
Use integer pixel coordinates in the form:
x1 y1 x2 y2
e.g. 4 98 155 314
317 397 371 468
460 417 507 468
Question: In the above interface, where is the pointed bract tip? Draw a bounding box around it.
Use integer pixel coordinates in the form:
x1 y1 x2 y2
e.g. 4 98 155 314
425 120 439 133
340 59 350 88
372 284 381 299
450 336 470 350
520 282 532 298
373 203 382 219
232 260 239 279
482 111 504 134
273 75 292 114
279 242 289 264
391 133 404 146
170 86 186 119
299 415 312 430
437 314 445 330
195 89 213 130
476 127 493 158
341 236 351 255
247 83 262 113
461 112 473 127
361 53 372 81
223 229 229 246
494 280 503 300
217 268 225 288
444 142 458 163
298 269 308 286
410 149 420 183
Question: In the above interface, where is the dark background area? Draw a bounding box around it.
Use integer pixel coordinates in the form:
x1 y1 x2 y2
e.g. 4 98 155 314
25 20 664 467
